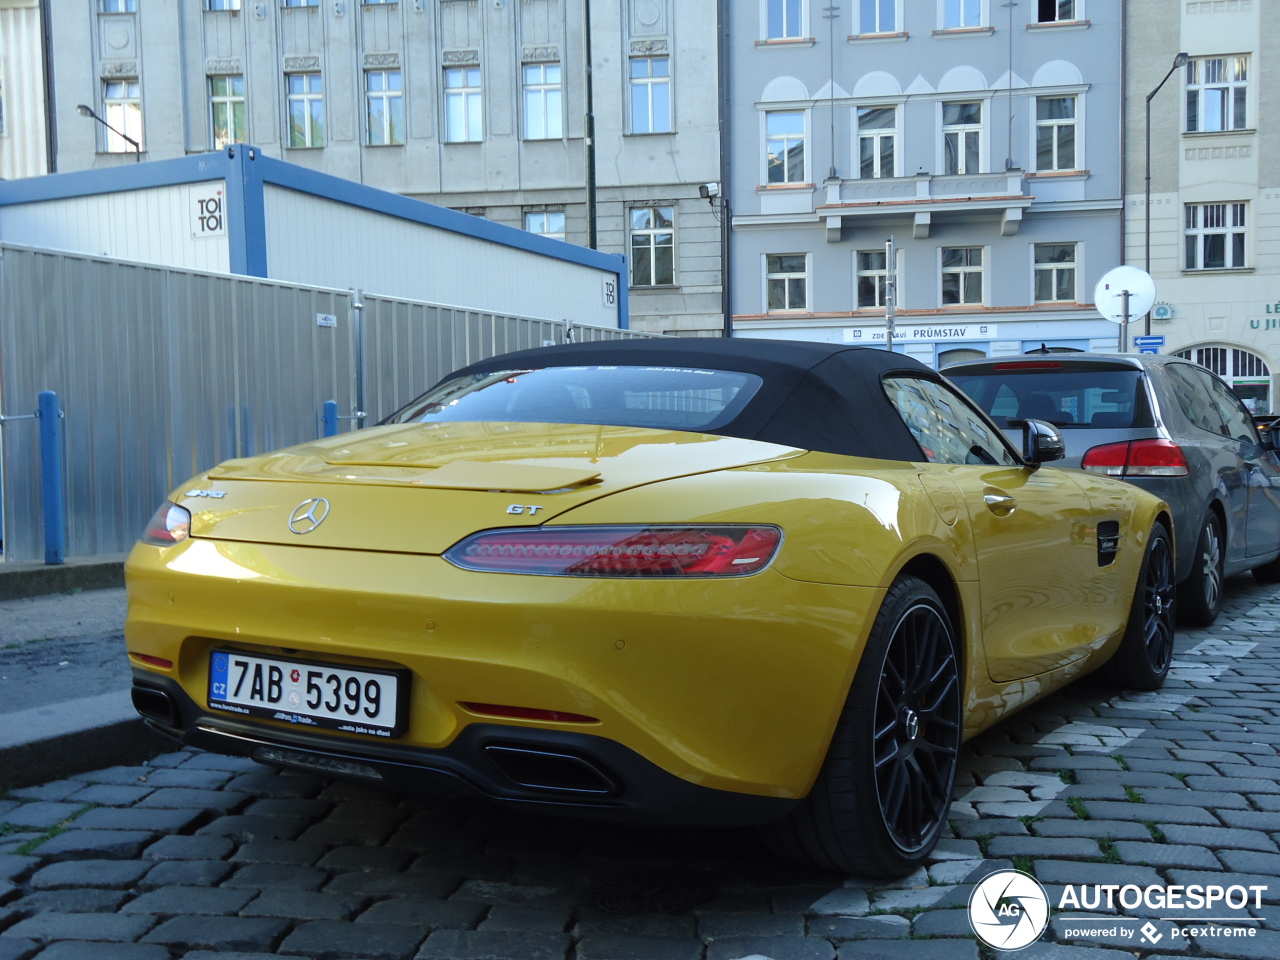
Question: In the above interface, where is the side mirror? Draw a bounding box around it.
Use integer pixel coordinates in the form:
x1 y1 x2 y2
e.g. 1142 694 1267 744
1023 419 1066 465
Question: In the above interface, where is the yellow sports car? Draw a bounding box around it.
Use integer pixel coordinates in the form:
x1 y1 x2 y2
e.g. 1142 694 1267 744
126 339 1174 876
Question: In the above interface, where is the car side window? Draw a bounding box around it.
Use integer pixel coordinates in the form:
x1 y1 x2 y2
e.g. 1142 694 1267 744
1205 373 1260 445
884 376 1020 466
1165 364 1225 436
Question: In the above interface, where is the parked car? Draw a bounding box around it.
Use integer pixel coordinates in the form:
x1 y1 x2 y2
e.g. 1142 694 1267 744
127 339 1173 877
944 353 1280 626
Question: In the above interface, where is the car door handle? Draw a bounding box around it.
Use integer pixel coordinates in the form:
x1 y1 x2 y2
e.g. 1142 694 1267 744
984 491 1017 516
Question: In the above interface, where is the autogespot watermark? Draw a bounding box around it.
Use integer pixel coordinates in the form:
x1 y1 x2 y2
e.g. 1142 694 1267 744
967 870 1268 950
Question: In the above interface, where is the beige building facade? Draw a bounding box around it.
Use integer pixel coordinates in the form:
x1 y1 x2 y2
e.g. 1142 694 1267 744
0 0 48 180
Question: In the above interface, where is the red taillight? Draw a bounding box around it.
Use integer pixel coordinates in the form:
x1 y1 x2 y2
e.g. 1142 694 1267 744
993 361 1064 370
444 525 782 578
1081 439 1189 478
461 702 599 724
132 654 174 669
141 502 192 546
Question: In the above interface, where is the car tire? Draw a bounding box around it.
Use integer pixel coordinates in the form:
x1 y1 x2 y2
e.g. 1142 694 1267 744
758 575 962 878
1177 512 1224 627
1102 521 1176 691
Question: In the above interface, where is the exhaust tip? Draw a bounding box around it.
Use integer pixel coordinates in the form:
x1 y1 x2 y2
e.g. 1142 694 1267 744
485 744 618 795
131 685 178 727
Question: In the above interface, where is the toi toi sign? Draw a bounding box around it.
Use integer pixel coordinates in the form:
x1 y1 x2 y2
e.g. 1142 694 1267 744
191 186 227 238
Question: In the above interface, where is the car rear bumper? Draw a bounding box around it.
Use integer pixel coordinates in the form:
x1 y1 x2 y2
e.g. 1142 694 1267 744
131 669 798 827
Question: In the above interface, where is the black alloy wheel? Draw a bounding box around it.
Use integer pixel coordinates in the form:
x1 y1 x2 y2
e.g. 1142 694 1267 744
1177 513 1224 626
872 599 963 853
1104 521 1176 690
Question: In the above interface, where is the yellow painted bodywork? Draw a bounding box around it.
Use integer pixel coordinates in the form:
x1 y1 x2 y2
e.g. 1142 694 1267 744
125 421 1169 800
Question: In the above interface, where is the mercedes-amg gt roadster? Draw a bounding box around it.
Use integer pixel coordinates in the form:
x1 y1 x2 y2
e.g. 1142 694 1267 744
126 339 1174 876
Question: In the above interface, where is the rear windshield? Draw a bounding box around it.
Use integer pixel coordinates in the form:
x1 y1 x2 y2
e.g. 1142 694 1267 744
385 365 763 432
948 368 1153 429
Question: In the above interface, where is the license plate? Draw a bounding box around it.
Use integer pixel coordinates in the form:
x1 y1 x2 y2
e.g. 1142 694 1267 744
208 650 408 738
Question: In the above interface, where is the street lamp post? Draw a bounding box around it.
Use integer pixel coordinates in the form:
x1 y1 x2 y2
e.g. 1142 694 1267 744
76 103 141 162
1144 51 1189 335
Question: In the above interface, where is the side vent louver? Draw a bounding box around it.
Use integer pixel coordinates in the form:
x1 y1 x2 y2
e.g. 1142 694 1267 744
1097 521 1121 567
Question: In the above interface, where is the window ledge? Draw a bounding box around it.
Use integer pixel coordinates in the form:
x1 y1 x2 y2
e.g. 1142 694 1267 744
444 140 484 146
1184 128 1255 138
630 284 680 292
932 26 995 38
365 143 405 148
1182 267 1254 276
624 131 677 137
757 183 815 192
1027 19 1090 31
756 37 816 48
937 303 986 310
284 145 324 151
1026 169 1091 179
848 31 909 43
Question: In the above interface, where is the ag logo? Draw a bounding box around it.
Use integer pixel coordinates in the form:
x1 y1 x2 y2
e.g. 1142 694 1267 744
968 869 1049 950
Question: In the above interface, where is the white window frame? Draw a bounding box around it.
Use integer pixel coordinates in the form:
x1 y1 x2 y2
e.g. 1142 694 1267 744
854 104 899 179
855 249 891 309
1184 202 1247 271
522 62 563 140
100 0 137 11
1034 95 1078 172
1036 0 1079 22
765 253 810 313
209 75 246 149
282 0 319 7
764 0 807 40
1185 55 1249 133
629 57 671 135
940 246 985 306
525 211 566 240
102 79 143 152
1032 242 1078 303
365 69 403 145
940 100 983 176
444 65 483 143
629 206 677 288
938 0 986 30
857 0 900 34
285 72 324 148
207 0 241 9
763 108 808 185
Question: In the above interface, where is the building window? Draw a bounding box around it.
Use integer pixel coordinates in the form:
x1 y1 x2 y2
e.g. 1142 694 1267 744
1173 346 1272 413
856 251 889 308
282 0 319 7
943 0 982 29
767 0 804 39
445 66 483 142
765 110 805 183
860 0 895 32
629 57 670 134
103 80 143 152
100 0 137 11
630 207 675 287
942 247 983 304
366 69 403 145
766 254 808 311
857 106 896 178
207 0 240 9
1035 96 1076 171
1185 203 1246 270
1037 0 1075 21
942 101 981 175
210 75 246 149
525 211 566 240
1186 56 1248 132
1034 243 1077 302
523 63 563 140
286 73 324 148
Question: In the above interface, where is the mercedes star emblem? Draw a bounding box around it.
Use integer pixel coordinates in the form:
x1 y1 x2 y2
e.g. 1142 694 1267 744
288 498 330 535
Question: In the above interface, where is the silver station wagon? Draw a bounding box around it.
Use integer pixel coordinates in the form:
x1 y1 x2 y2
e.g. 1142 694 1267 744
945 353 1280 626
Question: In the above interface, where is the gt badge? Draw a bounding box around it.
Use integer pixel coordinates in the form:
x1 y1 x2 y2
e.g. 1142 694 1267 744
506 504 544 515
187 490 227 499
289 498 331 534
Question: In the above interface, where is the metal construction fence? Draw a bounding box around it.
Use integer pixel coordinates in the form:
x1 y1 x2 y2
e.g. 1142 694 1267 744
0 243 651 563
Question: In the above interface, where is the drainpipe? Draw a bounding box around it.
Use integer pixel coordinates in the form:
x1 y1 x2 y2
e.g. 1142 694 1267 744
718 0 732 336
1119 0 1128 266
40 0 57 171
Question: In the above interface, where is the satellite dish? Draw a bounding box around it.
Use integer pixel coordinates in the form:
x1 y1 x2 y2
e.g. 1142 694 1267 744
1094 266 1156 324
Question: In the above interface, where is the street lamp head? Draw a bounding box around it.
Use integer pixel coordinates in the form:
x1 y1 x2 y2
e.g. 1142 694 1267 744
76 104 95 118
1173 52 1190 68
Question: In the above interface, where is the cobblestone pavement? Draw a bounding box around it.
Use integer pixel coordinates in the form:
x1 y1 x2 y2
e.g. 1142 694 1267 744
2 578 1280 960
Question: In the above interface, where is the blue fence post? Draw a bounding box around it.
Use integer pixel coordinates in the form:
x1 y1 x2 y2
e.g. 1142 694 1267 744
38 390 65 566
322 400 339 438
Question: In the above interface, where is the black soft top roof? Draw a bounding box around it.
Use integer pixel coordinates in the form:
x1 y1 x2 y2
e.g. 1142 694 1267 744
441 338 932 461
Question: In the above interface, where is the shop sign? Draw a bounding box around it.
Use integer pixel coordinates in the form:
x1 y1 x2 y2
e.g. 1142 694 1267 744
843 324 998 344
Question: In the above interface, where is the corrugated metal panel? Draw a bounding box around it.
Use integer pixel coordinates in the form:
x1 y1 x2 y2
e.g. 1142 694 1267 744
0 243 652 562
264 186 618 327
0 4 48 181
0 183 231 272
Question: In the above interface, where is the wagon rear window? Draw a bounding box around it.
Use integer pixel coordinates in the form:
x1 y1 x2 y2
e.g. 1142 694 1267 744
948 369 1152 429
386 366 763 433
